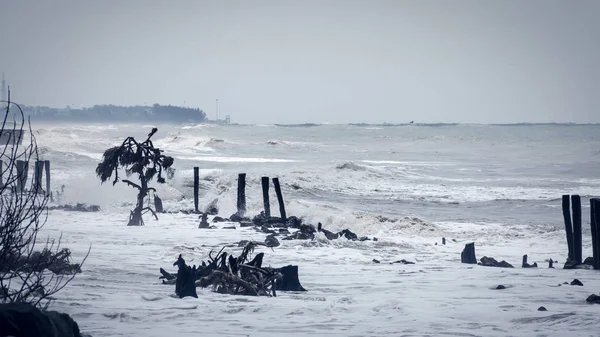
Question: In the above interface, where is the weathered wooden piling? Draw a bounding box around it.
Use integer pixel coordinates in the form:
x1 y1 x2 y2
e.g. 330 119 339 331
572 195 582 264
461 242 477 264
154 194 164 213
591 198 600 270
272 177 286 220
34 160 45 194
193 167 199 212
562 195 574 261
261 176 270 217
16 160 28 193
237 173 247 216
548 259 554 268
44 160 51 198
442 237 446 245
522 255 528 268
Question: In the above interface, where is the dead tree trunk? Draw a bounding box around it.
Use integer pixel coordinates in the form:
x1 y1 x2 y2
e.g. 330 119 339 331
194 167 199 213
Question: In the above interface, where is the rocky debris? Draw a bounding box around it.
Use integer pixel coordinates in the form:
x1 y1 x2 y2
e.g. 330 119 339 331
48 203 100 212
390 259 415 265
160 242 306 297
583 257 595 266
223 226 236 230
586 294 600 304
198 213 210 229
230 212 250 222
538 306 548 311
522 255 538 268
442 237 446 245
570 279 584 286
0 302 83 337
461 243 477 264
265 234 280 247
496 285 506 290
479 256 514 268
563 258 594 270
212 216 229 223
372 259 381 264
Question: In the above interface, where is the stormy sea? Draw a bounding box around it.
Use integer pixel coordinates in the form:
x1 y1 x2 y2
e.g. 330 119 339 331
32 122 600 336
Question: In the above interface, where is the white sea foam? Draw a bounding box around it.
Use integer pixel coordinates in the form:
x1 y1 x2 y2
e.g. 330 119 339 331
16 122 600 336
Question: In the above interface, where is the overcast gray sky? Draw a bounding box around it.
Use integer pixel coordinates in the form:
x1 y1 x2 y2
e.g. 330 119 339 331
1 0 598 124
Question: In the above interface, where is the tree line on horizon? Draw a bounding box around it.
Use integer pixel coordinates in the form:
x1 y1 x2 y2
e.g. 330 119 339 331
21 103 207 122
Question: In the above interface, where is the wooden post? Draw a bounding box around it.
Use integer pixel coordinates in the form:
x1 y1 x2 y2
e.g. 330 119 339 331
154 194 164 213
522 255 528 268
460 242 477 264
193 167 199 212
272 177 286 220
44 160 51 198
261 176 270 218
591 198 600 270
572 195 582 264
549 259 554 268
16 160 28 193
236 173 246 216
562 195 574 262
34 160 44 194
442 237 446 245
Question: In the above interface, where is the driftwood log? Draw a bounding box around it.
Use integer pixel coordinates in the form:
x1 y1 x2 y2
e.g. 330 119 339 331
160 242 306 298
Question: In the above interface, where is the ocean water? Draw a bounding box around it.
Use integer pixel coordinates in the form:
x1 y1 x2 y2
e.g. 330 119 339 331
35 122 600 227
21 122 600 336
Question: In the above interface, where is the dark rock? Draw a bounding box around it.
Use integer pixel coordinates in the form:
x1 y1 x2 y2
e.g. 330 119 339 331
252 212 286 227
563 282 569 285
570 279 583 286
223 226 236 230
496 285 506 290
338 229 358 241
238 240 250 247
537 306 547 311
49 203 100 212
239 221 254 227
359 236 370 241
586 294 600 304
391 259 415 265
278 228 290 234
283 231 314 240
212 216 228 223
372 259 381 264
583 257 594 266
230 212 250 222
479 256 514 268
563 258 579 269
273 265 307 292
0 302 82 337
265 234 280 247
199 213 210 228
442 237 446 245
461 242 477 264
373 237 378 241
317 222 338 240
285 216 303 229
258 225 277 234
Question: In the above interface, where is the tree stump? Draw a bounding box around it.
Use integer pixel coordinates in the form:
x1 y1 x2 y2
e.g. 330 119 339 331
461 242 477 264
